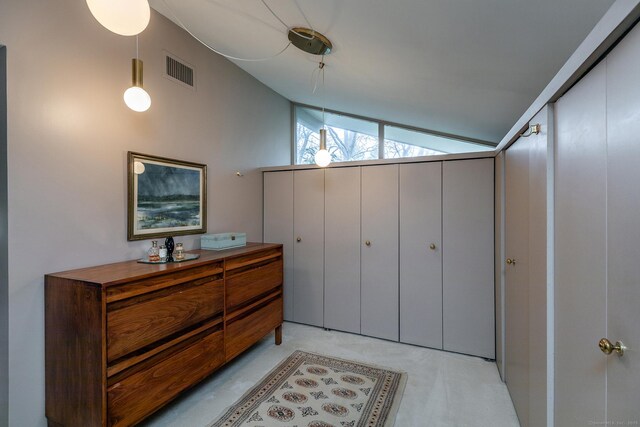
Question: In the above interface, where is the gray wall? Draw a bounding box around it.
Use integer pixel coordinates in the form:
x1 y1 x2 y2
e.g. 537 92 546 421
0 45 8 427
0 1 290 425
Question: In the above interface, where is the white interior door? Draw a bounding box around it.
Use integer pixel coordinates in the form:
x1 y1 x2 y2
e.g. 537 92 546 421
503 106 550 427
442 158 494 358
555 25 640 423
263 171 294 321
554 61 607 426
324 167 361 334
505 137 530 426
604 24 640 423
399 162 442 349
361 164 399 342
293 169 325 327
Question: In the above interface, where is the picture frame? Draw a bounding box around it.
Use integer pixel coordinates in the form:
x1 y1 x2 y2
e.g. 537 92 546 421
127 151 207 241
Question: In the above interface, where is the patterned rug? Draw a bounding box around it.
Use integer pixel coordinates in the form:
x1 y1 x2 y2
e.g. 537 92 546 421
209 350 407 427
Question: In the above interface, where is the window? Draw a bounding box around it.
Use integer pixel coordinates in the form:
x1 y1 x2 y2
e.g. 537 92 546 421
384 140 445 159
383 125 491 159
295 106 378 164
294 105 494 165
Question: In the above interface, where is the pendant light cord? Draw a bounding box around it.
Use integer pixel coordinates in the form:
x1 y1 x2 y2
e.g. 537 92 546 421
161 0 292 62
260 0 314 40
135 34 139 59
321 59 325 126
295 0 315 32
312 55 325 94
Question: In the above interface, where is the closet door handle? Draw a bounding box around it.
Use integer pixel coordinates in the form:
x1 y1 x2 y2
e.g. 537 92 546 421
599 338 626 356
365 240 371 247
506 258 516 265
296 237 302 242
429 243 436 250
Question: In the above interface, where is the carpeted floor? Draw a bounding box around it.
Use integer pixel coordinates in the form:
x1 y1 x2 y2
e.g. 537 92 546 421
209 350 406 427
143 322 519 427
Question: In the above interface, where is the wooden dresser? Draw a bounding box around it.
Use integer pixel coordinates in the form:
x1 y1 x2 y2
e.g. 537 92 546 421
45 243 283 427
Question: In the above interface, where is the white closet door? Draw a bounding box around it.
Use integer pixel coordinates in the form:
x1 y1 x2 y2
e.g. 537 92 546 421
399 162 442 348
324 167 361 334
505 137 530 426
293 169 325 327
263 171 294 321
554 62 607 427
442 158 494 358
361 164 399 341
605 25 640 422
526 106 550 427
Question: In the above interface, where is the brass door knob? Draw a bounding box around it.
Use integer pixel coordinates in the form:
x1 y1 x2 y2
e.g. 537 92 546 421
296 237 301 242
365 240 371 246
429 243 436 250
599 338 626 356
506 258 516 265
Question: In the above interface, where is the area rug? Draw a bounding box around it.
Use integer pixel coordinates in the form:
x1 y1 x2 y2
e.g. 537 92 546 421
208 350 407 427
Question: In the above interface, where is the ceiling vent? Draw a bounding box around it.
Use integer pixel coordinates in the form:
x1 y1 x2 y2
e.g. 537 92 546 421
164 52 195 90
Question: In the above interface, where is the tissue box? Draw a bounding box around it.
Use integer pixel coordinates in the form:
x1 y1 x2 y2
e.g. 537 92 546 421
201 232 247 250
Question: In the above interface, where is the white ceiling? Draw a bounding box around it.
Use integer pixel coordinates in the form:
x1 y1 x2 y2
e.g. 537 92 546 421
150 0 614 143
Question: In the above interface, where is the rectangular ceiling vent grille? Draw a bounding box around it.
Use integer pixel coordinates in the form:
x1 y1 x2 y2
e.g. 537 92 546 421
164 53 195 89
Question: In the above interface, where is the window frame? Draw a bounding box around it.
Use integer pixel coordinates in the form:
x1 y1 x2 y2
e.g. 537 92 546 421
291 102 496 165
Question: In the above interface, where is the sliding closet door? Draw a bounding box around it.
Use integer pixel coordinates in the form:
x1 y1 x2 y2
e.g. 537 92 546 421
399 162 442 349
324 167 361 334
505 137 530 426
527 106 550 427
361 164 399 341
442 158 494 358
605 26 640 421
293 169 324 327
263 171 294 321
555 62 607 426
495 152 505 379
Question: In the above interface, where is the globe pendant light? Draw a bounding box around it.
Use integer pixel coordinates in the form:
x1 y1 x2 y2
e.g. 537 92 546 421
315 129 331 167
86 0 151 36
124 59 151 112
314 60 331 167
124 37 151 112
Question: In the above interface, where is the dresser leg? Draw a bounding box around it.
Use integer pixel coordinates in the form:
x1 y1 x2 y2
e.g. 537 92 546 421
275 325 282 345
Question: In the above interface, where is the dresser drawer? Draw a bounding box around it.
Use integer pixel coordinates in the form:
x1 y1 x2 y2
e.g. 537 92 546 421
106 262 223 303
108 329 224 427
107 279 223 362
225 295 283 360
226 259 282 310
225 248 282 272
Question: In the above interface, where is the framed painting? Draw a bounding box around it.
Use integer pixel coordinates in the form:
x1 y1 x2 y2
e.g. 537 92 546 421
127 151 207 241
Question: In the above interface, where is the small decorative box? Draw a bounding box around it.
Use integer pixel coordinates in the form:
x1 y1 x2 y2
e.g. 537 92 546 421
201 232 247 250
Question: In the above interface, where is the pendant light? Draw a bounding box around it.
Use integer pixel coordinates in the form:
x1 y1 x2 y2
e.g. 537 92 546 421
86 0 151 36
124 36 151 112
315 126 331 167
314 60 331 167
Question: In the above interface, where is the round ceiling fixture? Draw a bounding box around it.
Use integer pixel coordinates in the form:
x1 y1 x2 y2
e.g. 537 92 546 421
86 0 151 36
288 28 333 55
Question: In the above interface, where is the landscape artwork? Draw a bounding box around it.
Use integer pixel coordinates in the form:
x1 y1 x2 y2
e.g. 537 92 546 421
128 152 207 240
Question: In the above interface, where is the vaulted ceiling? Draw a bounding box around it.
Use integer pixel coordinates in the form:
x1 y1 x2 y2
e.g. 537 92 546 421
150 0 614 143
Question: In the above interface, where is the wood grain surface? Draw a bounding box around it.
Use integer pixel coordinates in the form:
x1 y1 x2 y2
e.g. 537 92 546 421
44 277 105 426
225 258 283 311
107 279 224 362
108 330 225 426
45 243 284 426
225 296 283 361
48 243 281 286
